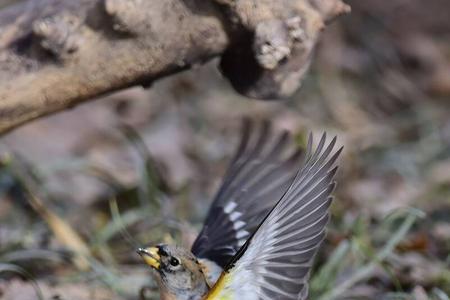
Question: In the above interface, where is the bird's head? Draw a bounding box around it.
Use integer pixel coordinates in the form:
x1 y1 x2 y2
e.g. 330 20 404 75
137 244 209 299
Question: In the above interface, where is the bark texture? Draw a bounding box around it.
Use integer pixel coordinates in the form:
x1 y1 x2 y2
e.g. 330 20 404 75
0 0 350 134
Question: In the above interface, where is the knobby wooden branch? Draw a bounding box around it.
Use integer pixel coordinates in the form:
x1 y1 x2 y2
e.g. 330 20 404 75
0 0 350 134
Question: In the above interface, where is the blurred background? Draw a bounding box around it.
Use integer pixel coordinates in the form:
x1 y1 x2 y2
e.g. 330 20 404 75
0 0 449 299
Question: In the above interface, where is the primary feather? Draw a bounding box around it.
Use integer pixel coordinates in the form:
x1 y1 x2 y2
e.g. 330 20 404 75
192 119 304 269
205 133 342 300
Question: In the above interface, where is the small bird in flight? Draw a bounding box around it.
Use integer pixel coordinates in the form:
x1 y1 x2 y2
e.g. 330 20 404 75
137 120 342 300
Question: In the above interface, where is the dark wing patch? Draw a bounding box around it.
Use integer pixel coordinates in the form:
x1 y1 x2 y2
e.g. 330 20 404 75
215 133 342 300
191 119 304 268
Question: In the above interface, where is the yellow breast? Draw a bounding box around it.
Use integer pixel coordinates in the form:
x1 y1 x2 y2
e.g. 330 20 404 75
203 272 232 300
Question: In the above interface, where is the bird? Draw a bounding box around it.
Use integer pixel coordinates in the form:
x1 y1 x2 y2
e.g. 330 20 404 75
137 119 342 300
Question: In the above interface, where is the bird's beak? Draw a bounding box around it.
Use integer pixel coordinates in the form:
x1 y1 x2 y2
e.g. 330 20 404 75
137 246 161 269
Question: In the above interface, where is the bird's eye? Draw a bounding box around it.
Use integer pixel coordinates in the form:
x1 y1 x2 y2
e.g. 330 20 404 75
169 257 180 267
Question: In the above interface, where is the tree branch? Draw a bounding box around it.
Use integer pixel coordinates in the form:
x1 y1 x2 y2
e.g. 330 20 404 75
0 0 349 134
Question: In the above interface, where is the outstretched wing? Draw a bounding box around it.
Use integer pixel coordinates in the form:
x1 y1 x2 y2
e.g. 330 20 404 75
191 119 304 268
205 133 342 300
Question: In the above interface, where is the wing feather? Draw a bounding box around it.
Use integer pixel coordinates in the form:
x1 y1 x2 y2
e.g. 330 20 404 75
205 133 342 300
191 120 305 268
